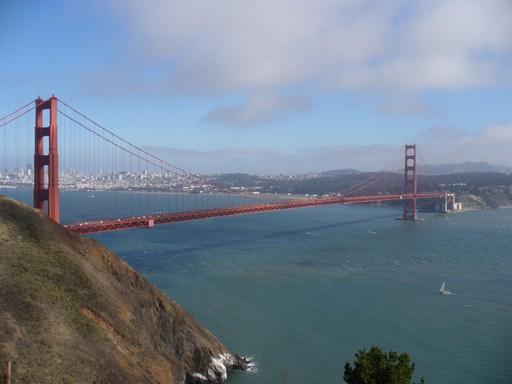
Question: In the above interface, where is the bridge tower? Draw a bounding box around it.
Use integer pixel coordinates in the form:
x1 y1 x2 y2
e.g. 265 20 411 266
34 96 60 223
402 144 417 220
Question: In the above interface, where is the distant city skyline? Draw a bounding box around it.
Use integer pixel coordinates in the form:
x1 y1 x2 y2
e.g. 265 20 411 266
1 1 511 173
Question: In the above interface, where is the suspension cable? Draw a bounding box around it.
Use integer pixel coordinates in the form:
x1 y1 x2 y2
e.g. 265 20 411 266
416 147 434 175
0 106 35 129
57 98 203 182
58 110 198 181
339 147 403 195
0 100 35 122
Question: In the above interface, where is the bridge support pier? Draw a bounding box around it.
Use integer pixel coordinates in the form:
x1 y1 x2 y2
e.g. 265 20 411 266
402 144 417 220
34 96 60 223
442 193 462 212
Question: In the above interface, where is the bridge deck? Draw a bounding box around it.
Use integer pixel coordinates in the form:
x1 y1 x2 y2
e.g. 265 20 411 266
64 192 445 234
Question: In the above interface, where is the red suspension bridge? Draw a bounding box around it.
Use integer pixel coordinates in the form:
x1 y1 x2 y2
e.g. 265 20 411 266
0 96 450 234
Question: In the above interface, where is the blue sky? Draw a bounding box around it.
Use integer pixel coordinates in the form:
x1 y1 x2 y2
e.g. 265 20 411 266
1 0 511 173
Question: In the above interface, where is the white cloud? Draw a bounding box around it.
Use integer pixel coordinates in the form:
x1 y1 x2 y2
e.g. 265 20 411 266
419 122 512 165
104 0 512 125
113 0 512 93
203 93 311 126
378 95 436 116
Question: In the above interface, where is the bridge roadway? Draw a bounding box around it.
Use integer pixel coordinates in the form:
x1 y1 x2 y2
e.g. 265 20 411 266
64 192 445 234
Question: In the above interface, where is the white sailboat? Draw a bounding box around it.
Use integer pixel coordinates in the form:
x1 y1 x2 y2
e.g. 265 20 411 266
439 281 451 295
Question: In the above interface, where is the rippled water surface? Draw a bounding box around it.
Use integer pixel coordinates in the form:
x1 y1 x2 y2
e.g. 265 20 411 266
3 189 512 383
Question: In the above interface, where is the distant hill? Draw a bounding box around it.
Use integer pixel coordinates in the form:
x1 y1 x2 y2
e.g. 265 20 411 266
209 170 512 209
321 169 361 177
0 196 247 383
419 161 512 175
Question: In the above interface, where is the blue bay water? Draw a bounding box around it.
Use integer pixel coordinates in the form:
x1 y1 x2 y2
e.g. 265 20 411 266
2 188 512 383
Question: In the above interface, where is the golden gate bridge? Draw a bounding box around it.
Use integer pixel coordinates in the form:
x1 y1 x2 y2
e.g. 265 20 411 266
0 96 449 234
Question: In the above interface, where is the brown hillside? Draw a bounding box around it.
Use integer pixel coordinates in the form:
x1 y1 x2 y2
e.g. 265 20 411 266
0 196 246 383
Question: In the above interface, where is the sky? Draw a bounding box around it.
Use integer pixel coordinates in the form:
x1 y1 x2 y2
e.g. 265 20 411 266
1 0 511 174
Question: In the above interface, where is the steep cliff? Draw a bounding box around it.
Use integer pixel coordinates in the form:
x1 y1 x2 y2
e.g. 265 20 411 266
0 196 248 383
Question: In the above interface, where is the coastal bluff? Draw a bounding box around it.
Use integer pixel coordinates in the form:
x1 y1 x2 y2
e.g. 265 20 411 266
0 196 247 383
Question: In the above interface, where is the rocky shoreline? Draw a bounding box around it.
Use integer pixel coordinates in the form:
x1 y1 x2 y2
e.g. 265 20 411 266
188 354 255 383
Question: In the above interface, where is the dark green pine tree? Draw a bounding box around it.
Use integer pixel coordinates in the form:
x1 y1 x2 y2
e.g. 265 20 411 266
343 346 425 384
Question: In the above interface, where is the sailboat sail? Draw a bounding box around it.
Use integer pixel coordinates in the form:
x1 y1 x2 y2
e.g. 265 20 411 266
440 281 446 293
